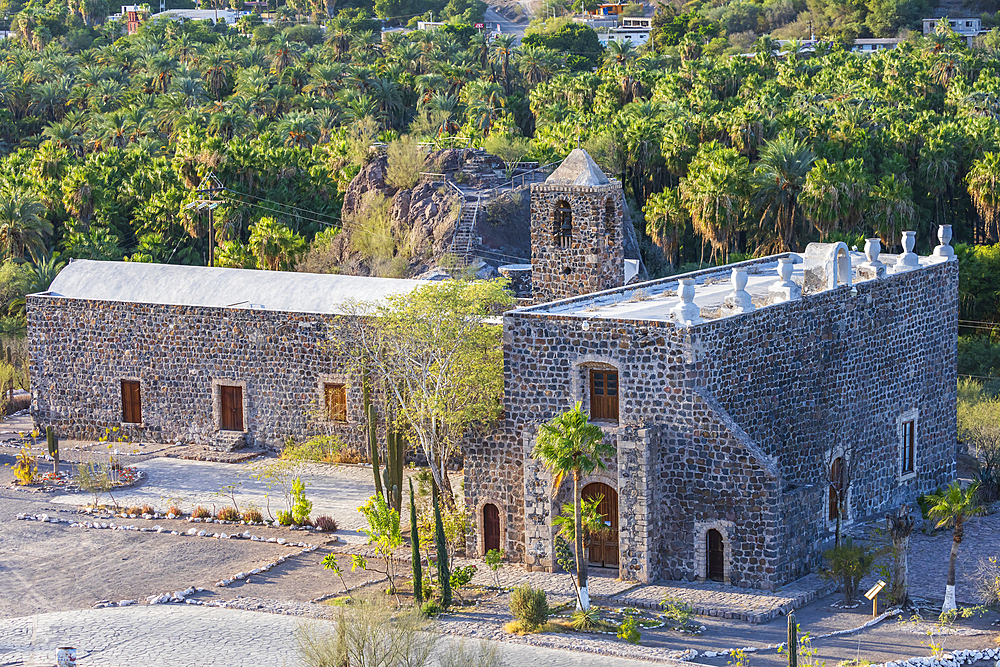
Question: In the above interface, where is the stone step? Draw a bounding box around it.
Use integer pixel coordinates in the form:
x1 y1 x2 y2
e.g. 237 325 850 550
210 431 246 453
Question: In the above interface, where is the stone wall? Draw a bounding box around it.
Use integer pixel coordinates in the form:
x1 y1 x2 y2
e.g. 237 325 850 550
466 257 958 588
27 295 364 451
530 182 624 303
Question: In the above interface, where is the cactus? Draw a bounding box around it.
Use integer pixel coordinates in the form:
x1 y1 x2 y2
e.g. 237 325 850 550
383 425 404 513
362 369 384 502
410 478 422 604
433 481 451 607
787 612 798 667
46 425 59 476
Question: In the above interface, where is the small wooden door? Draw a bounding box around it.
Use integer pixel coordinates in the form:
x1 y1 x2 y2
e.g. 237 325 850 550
220 385 244 431
583 482 619 568
707 529 725 582
483 503 501 554
121 380 141 424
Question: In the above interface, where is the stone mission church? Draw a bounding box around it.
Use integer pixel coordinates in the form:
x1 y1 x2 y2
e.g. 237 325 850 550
27 150 958 590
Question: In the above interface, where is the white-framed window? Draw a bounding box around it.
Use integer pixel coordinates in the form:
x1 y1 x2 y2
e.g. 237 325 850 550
897 408 919 482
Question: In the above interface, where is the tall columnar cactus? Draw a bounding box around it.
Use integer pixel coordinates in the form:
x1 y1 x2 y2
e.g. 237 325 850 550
410 478 423 604
787 612 798 667
46 426 59 476
382 424 404 514
433 481 451 607
362 370 384 502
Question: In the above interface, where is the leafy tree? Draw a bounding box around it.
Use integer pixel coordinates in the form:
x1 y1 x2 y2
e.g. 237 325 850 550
680 142 750 264
356 493 404 598
0 189 51 259
532 401 614 611
752 132 816 252
248 217 307 270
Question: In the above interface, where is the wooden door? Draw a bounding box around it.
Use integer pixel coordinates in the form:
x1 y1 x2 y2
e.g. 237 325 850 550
121 380 141 424
483 503 501 554
582 482 619 568
707 529 725 582
220 385 244 431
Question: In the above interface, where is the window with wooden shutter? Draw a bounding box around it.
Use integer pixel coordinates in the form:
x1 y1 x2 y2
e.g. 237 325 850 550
325 383 347 422
589 369 619 422
121 380 141 424
902 420 915 474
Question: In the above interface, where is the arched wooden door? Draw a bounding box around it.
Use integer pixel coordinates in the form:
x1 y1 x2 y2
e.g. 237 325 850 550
707 529 725 582
582 482 618 568
483 503 501 554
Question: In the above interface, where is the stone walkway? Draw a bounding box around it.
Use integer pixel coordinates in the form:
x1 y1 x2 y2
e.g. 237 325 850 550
0 606 674 667
609 574 836 624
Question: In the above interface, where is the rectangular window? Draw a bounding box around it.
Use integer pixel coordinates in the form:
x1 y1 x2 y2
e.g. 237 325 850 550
121 380 141 424
589 369 619 422
901 419 915 474
325 383 347 422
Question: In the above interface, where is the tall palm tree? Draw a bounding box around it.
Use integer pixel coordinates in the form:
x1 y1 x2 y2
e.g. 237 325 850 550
201 50 233 100
532 402 613 612
603 40 636 68
868 174 915 250
679 142 750 264
644 188 688 268
0 189 52 259
489 35 516 95
248 216 306 270
277 111 320 149
752 132 816 252
928 482 983 613
966 151 1000 242
799 158 870 238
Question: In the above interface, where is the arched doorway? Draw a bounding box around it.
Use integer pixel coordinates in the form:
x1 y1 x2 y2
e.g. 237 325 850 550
707 529 725 582
483 503 501 554
582 482 618 568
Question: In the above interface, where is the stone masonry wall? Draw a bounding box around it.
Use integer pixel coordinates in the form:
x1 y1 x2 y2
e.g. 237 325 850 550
466 257 958 588
530 183 624 303
27 295 364 450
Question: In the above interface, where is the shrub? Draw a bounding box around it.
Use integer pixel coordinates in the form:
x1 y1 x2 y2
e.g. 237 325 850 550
11 445 37 485
192 506 211 519
570 607 602 631
126 506 143 516
168 505 182 516
292 477 312 525
242 508 264 524
617 609 641 644
217 506 240 522
660 596 695 629
141 504 155 515
385 135 426 189
958 378 1000 443
974 556 1000 605
421 599 442 616
969 426 1000 503
821 537 877 604
509 584 549 630
314 515 338 532
439 639 502 667
282 435 347 464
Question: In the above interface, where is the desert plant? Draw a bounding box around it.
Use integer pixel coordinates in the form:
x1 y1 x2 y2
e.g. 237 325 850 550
570 607 604 631
281 434 347 463
314 515 338 531
617 609 641 644
291 477 312 525
357 493 403 598
660 596 695 630
787 612 798 667
141 504 155 515
433 481 451 607
439 639 503 667
45 425 59 476
192 506 211 519
484 548 505 589
125 506 142 516
821 537 877 604
75 461 112 507
974 556 1000 605
321 553 352 599
410 478 423 604
509 584 549 630
421 598 441 616
168 505 183 516
277 510 294 525
386 136 425 190
217 506 240 521
242 508 264 523
11 445 37 485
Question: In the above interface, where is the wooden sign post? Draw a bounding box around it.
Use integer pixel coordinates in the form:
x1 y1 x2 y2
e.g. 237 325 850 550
864 580 886 618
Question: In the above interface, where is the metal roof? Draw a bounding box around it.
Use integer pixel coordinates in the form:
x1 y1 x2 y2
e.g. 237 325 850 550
41 260 427 315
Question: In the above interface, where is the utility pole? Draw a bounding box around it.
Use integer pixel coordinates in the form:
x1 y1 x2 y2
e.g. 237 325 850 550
185 173 225 268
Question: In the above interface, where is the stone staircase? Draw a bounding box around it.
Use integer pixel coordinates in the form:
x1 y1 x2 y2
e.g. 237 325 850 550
210 431 246 452
450 194 481 264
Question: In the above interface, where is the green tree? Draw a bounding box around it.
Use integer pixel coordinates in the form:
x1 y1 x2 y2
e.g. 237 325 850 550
643 188 688 268
752 132 816 253
679 142 750 264
967 152 1000 243
409 478 423 603
357 493 404 598
928 481 984 613
0 189 51 260
248 217 307 270
531 402 614 611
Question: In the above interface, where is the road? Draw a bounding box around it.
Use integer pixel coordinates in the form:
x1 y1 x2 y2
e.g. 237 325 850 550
0 606 674 667
484 5 527 40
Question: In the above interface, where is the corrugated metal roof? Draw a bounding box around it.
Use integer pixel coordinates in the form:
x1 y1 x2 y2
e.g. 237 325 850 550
41 260 427 315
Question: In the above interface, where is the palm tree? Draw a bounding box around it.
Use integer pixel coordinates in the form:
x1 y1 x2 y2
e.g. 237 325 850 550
679 142 750 264
277 112 320 149
201 50 233 100
489 35 516 95
532 402 614 612
517 44 561 86
603 40 636 68
966 151 1000 242
752 132 816 252
928 482 983 613
868 174 915 250
644 188 688 268
799 158 871 238
248 217 307 270
0 189 52 259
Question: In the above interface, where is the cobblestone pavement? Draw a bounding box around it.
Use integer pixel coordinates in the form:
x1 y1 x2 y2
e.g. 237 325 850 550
464 561 639 598
608 574 835 624
0 605 673 667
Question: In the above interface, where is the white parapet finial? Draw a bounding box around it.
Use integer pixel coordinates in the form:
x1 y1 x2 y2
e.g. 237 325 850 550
670 278 703 326
893 231 919 273
721 268 755 316
857 238 886 280
933 224 955 260
769 257 801 304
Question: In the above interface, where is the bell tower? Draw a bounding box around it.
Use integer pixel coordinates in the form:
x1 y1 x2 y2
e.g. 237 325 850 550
529 149 625 302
